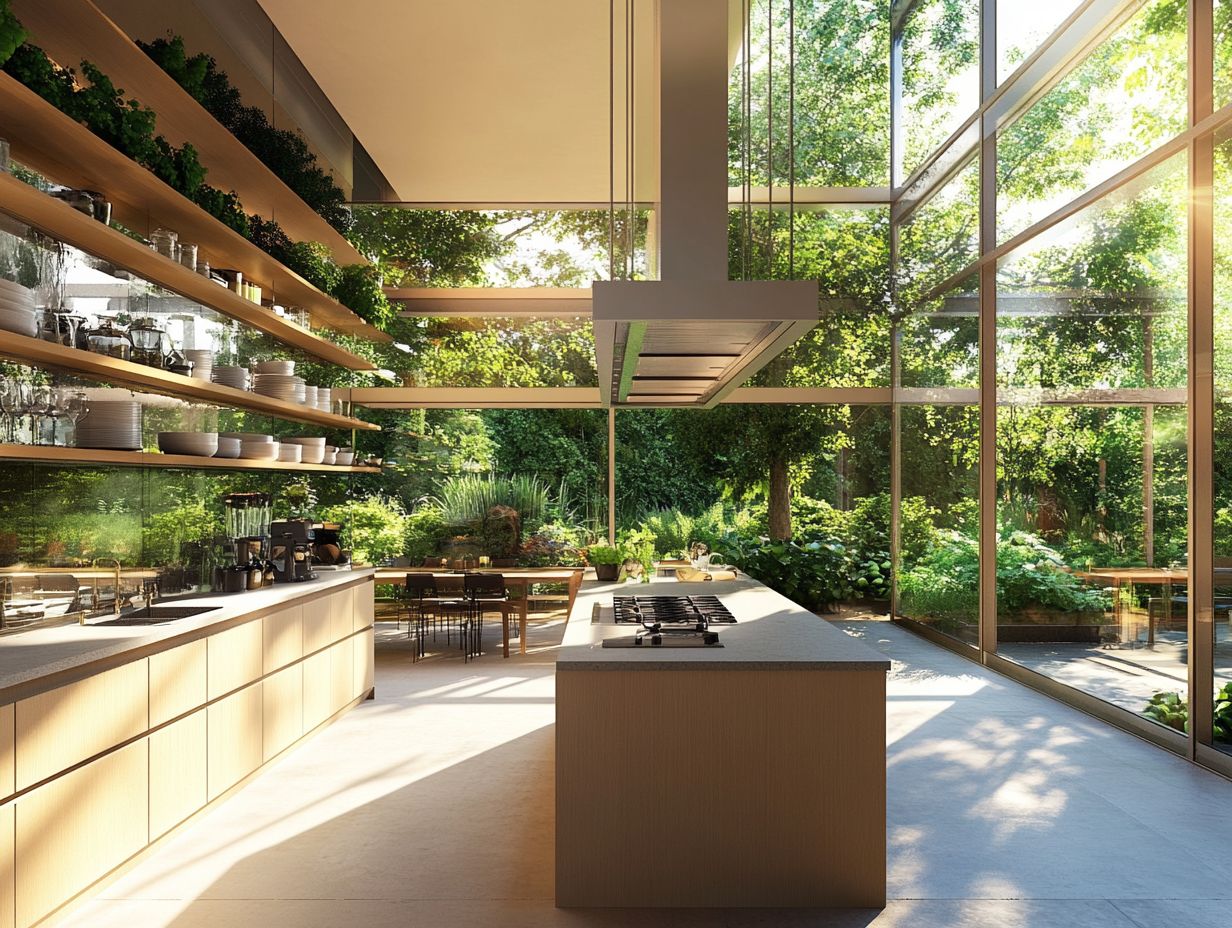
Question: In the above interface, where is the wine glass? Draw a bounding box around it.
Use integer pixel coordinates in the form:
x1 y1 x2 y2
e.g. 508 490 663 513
27 385 51 445
0 379 16 443
63 391 88 447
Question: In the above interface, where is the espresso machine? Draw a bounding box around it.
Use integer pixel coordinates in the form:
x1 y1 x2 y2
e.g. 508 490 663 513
269 519 316 583
222 492 272 591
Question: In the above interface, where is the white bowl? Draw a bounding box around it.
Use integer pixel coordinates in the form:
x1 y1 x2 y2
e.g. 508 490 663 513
221 432 274 443
335 451 355 466
240 439 280 460
158 431 219 456
278 443 303 463
298 445 326 464
214 437 241 458
321 448 337 465
252 360 295 375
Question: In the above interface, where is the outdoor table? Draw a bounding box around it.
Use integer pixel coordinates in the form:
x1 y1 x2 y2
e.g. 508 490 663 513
374 567 584 657
1078 567 1187 647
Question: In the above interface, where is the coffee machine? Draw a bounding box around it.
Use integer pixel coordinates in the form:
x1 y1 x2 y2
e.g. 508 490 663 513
222 492 272 590
269 519 316 583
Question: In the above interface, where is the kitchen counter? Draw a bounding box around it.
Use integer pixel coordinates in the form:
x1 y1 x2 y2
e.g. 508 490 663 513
0 569 374 704
558 575 891 671
555 573 889 909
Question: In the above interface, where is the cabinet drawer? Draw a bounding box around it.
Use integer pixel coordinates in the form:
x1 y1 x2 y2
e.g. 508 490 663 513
149 710 207 840
207 621 263 700
149 639 207 728
263 604 303 673
262 664 303 761
207 684 263 801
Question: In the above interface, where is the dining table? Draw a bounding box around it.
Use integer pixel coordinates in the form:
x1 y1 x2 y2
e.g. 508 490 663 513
1078 567 1187 647
373 567 585 657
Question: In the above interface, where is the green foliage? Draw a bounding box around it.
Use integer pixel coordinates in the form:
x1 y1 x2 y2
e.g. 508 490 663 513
583 543 623 566
142 498 218 566
349 207 506 288
433 473 553 529
0 0 26 68
898 529 980 629
192 184 249 236
280 480 317 519
478 504 521 558
721 536 854 611
1142 691 1188 733
1215 683 1232 743
331 263 395 329
139 36 352 234
319 495 408 565
403 505 449 563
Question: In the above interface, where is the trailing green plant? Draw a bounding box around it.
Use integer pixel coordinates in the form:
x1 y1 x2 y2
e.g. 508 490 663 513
192 184 250 236
1142 691 1188 733
331 263 395 329
138 36 353 235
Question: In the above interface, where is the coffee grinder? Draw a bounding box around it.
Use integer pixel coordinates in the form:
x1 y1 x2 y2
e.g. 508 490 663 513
223 492 271 590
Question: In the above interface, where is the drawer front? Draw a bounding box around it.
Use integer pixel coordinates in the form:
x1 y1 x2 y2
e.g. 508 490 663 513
149 639 207 728
15 661 148 791
207 620 263 700
0 702 13 801
263 604 304 674
354 627 375 698
354 582 375 631
149 710 207 840
262 664 303 762
302 595 332 654
207 684 263 801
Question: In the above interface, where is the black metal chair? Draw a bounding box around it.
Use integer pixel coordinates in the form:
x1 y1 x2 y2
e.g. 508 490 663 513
465 573 509 654
433 574 478 659
402 574 437 659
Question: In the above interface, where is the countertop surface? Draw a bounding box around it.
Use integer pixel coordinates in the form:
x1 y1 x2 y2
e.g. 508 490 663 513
0 569 374 702
557 574 891 671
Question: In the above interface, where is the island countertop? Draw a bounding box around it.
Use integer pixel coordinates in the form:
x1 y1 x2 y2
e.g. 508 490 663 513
0 568 375 703
557 574 891 671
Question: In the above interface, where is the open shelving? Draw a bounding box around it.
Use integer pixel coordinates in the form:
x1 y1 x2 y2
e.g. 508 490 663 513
0 443 381 473
0 171 381 371
9 0 370 268
0 332 380 433
0 74 390 345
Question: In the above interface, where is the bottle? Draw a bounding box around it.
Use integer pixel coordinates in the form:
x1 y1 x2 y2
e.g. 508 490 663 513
263 557 276 586
248 553 264 589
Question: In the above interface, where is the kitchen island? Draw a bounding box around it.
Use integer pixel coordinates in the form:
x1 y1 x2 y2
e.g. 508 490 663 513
0 570 375 928
555 574 890 909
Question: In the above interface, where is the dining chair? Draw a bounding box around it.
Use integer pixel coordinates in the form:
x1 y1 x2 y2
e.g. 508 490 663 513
465 573 508 653
402 574 437 659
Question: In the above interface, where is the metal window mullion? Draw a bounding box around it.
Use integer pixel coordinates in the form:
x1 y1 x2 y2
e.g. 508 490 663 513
1188 0 1215 758
978 0 998 659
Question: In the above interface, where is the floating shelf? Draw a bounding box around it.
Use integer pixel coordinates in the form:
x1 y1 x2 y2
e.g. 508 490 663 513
0 171 380 370
0 332 380 432
0 443 381 473
9 0 369 268
0 74 389 345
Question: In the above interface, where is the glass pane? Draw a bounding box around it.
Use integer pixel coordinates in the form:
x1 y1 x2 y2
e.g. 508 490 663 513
996 0 1188 244
1212 129 1232 751
896 404 980 645
995 152 1189 725
997 0 1082 83
897 157 979 304
898 276 980 391
900 0 980 180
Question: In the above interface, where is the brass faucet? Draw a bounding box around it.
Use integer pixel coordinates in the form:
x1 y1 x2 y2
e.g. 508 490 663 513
92 558 122 616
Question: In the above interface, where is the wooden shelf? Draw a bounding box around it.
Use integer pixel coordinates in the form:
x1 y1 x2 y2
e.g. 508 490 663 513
0 171 380 370
0 444 381 473
9 0 369 268
0 332 380 432
0 73 390 345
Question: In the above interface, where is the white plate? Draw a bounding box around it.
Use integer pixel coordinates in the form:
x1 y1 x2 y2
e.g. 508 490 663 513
158 432 219 456
221 432 273 443
0 277 33 297
252 360 295 375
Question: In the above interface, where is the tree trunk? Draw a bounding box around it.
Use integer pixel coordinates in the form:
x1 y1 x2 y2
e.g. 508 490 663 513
769 452 792 541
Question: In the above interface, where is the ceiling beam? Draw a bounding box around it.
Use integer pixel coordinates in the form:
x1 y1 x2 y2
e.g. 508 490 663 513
390 287 592 317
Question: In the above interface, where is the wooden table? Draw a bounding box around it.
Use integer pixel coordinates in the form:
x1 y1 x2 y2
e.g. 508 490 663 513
374 568 584 657
1078 567 1187 647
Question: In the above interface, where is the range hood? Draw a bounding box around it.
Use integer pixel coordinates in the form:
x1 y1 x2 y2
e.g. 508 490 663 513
592 0 818 408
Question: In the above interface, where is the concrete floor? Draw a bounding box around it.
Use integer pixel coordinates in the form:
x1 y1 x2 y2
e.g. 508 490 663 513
50 610 1232 928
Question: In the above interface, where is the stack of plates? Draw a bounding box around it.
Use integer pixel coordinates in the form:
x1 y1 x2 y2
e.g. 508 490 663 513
215 436 241 458
316 388 332 413
76 401 141 450
158 432 219 457
284 436 326 464
253 360 295 376
185 350 214 382
303 385 318 408
252 373 305 404
322 445 337 465
277 443 302 463
0 278 38 337
213 366 249 390
239 438 280 461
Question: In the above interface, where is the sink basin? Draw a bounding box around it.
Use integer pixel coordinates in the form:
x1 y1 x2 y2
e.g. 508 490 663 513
90 605 219 627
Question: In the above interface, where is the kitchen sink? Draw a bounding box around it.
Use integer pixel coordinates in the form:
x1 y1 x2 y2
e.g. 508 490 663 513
90 605 219 627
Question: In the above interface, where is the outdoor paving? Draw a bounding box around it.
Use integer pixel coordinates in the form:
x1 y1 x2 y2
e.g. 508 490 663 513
49 603 1232 928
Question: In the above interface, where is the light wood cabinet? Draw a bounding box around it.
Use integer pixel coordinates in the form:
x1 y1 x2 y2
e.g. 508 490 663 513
14 740 148 928
0 702 13 800
354 627 375 698
1 801 13 928
262 664 303 761
263 604 303 673
301 649 332 733
329 587 353 644
207 684 263 801
302 596 332 654
14 660 148 792
149 638 207 728
354 583 375 631
330 639 354 714
148 710 207 840
207 620 263 700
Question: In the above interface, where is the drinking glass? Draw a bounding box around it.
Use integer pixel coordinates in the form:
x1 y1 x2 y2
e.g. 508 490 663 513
0 379 15 442
63 390 88 447
28 385 51 445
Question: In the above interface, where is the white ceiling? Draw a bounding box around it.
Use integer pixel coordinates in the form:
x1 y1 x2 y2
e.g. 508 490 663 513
258 0 661 206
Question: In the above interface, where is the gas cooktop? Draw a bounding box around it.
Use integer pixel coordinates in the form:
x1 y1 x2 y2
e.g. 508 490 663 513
612 595 737 628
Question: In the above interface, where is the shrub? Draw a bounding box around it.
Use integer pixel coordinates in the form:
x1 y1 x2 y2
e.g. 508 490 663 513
320 495 408 565
519 529 584 567
331 263 394 329
434 473 553 529
583 543 623 566
0 0 26 68
1142 691 1188 733
403 505 448 562
478 504 521 558
719 536 853 611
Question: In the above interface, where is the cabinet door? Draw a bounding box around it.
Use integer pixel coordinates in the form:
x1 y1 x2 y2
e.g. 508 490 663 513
262 664 303 761
207 684 263 801
354 582 375 631
1 801 12 928
0 702 13 801
301 649 332 732
330 639 353 714
15 660 148 791
207 621 263 700
14 740 148 928
149 710 207 840
149 639 207 728
302 595 332 654
263 604 303 674
354 627 375 698
329 587 353 644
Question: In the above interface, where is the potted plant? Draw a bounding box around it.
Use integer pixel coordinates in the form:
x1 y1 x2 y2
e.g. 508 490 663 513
585 543 623 581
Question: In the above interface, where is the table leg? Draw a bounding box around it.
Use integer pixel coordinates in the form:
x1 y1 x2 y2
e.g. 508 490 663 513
520 597 528 655
502 609 510 658
566 570 582 616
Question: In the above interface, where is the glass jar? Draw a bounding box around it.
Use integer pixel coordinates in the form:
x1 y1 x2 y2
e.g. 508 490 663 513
127 317 168 368
179 243 198 269
150 228 178 259
84 317 132 360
